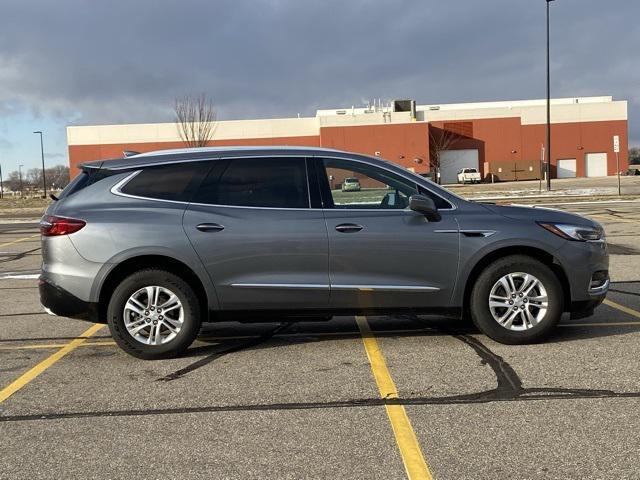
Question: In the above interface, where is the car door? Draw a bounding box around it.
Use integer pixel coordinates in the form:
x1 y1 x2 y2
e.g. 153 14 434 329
316 157 459 309
183 156 330 310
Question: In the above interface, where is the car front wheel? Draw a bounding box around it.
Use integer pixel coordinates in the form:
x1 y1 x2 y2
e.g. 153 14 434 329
107 269 201 359
470 255 563 344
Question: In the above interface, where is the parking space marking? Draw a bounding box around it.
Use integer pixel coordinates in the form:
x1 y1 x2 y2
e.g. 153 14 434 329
0 323 104 404
560 321 640 327
356 316 432 480
603 299 640 320
0 234 40 249
0 340 116 351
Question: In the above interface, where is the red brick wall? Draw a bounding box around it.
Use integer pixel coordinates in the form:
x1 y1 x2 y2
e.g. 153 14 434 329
68 135 321 178
68 118 627 180
319 123 430 174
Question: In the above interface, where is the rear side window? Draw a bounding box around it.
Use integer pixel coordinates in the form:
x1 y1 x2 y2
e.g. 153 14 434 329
58 171 90 199
121 161 211 202
194 157 309 208
58 168 119 199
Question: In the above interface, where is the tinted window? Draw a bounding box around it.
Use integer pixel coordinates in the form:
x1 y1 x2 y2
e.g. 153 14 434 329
417 184 453 209
196 157 309 208
121 161 211 202
58 168 120 199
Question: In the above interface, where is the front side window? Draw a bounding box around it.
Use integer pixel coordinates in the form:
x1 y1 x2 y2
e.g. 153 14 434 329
195 157 309 208
321 158 419 210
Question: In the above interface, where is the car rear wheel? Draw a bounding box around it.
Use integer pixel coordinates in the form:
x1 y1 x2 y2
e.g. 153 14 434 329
107 269 201 359
470 255 563 344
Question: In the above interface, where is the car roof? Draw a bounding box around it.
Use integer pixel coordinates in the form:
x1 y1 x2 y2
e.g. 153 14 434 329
80 146 380 171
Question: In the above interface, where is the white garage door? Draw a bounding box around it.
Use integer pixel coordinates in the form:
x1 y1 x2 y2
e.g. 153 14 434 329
440 149 479 185
585 153 608 177
557 159 577 179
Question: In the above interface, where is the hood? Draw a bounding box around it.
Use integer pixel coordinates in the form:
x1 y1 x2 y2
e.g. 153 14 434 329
479 202 598 227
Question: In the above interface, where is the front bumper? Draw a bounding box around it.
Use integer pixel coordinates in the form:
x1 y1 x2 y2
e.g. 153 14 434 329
39 278 100 322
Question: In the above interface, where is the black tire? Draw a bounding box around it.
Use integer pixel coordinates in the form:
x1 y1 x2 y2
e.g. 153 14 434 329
107 269 201 359
470 255 563 345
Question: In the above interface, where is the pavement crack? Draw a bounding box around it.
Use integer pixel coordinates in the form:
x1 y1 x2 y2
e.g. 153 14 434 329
453 334 523 397
3 389 640 423
404 314 633 403
156 322 293 382
0 247 41 264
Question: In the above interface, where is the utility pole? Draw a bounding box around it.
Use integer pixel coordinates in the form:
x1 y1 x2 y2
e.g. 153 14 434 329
34 131 46 198
545 0 555 191
18 164 24 198
0 163 3 199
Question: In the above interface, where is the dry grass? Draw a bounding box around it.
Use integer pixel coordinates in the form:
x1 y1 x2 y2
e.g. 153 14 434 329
0 197 51 218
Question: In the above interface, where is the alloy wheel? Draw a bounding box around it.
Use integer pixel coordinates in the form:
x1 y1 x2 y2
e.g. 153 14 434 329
488 272 549 331
123 286 184 345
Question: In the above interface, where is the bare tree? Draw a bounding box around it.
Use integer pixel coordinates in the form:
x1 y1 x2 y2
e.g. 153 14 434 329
5 171 22 192
630 147 640 165
174 94 217 148
428 127 463 184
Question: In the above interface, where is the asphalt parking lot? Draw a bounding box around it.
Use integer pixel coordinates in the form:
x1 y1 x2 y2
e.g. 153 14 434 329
1 201 640 479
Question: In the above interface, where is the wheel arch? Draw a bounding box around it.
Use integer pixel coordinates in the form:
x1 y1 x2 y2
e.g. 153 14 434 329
461 246 571 317
96 255 210 323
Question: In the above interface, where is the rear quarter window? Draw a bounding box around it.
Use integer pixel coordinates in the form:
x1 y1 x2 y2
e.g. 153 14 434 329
120 161 212 202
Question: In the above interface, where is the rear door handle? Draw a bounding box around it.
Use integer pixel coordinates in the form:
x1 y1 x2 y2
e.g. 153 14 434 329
335 223 363 233
196 223 225 232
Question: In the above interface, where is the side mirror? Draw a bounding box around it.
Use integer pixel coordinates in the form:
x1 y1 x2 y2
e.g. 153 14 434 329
409 194 441 222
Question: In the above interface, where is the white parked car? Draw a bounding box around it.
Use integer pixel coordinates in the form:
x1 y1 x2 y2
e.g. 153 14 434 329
457 168 481 184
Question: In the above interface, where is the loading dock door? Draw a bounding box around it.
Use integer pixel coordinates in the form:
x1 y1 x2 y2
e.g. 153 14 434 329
557 159 577 178
439 149 479 184
585 153 608 177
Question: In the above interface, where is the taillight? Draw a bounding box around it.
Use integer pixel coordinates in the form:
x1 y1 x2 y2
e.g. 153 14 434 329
40 215 86 236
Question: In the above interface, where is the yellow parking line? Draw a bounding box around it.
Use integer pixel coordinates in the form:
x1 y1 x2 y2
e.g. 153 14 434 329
356 316 432 480
0 340 115 351
603 299 640 320
560 321 640 327
0 233 40 249
0 323 104 404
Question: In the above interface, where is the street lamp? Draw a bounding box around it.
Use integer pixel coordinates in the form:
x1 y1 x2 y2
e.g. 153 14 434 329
18 164 24 198
33 131 46 198
545 0 555 191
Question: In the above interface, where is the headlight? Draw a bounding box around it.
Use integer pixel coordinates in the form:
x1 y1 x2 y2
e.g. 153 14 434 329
538 222 604 241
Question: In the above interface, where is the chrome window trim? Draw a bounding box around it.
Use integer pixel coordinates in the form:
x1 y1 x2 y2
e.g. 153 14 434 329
111 170 192 205
316 155 457 211
110 154 458 212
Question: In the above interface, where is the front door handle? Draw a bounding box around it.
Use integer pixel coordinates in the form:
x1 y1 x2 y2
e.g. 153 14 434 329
196 223 225 232
335 223 363 233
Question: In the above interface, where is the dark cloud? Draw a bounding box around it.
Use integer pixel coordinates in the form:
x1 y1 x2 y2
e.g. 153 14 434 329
0 0 637 143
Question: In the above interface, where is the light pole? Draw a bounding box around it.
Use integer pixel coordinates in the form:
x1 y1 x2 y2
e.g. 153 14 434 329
0 163 3 199
33 131 46 198
18 164 24 198
545 0 555 191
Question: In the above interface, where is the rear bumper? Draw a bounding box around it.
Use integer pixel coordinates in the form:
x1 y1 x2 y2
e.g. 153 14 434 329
39 278 101 323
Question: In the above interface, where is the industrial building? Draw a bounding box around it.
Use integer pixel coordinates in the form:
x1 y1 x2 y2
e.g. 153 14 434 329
67 96 628 183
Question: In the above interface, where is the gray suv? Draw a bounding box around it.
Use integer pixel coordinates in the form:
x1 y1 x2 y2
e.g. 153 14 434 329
40 147 609 359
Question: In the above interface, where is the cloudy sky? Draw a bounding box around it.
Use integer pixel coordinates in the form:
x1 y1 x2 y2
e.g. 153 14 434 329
0 0 637 172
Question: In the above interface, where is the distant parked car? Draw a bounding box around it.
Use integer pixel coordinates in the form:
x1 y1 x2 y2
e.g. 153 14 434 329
457 168 481 184
341 177 361 191
625 165 640 176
